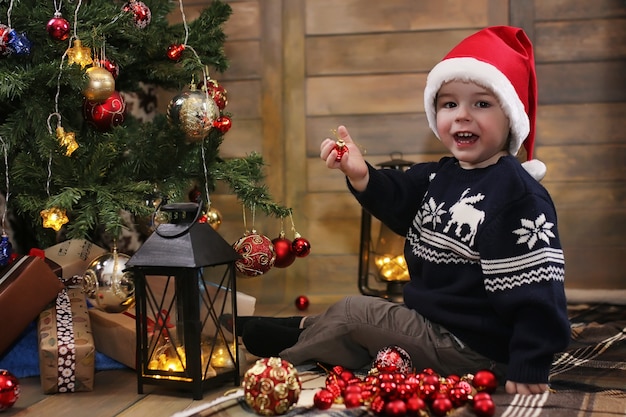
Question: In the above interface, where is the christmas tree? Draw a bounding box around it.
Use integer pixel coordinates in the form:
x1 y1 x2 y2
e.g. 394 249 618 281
0 0 289 252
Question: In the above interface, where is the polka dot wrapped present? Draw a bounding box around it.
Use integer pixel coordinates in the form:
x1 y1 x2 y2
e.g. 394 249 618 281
38 287 96 393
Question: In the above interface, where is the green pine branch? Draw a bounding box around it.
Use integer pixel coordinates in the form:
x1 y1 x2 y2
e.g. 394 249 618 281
0 0 289 251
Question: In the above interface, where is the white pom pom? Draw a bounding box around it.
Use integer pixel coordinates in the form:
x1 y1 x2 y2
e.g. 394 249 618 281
522 159 546 181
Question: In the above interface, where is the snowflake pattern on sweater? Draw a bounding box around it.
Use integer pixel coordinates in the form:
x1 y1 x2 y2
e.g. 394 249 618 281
353 155 570 384
409 187 565 292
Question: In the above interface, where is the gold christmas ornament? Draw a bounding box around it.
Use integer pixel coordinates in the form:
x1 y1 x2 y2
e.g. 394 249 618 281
40 207 69 231
56 126 78 156
167 87 219 142
83 66 115 102
205 206 222 230
66 39 93 68
82 248 135 313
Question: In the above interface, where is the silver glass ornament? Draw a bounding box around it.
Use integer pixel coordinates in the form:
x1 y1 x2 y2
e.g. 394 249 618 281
82 248 135 313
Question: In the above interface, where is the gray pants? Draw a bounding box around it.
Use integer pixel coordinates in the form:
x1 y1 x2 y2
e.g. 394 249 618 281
280 295 506 381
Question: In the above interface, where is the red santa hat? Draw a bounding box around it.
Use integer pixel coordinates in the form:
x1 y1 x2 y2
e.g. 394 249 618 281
423 26 546 180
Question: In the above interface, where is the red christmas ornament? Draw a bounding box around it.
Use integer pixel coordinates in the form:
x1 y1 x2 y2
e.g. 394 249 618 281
343 391 362 408
405 396 426 414
99 58 120 79
198 78 228 110
272 234 296 268
233 232 276 277
338 368 355 383
455 379 473 394
291 235 311 258
213 116 232 134
325 381 343 399
122 0 152 29
46 13 70 41
369 396 386 414
431 394 453 416
403 373 420 393
384 399 407 417
294 295 309 311
334 139 348 162
473 392 491 401
243 357 302 416
373 345 413 374
472 392 496 417
83 91 126 131
188 187 202 203
0 24 11 57
449 383 471 407
311 366 499 417
421 367 437 376
343 382 360 394
472 369 498 393
167 43 185 61
0 369 19 411
378 380 398 400
420 375 441 402
313 389 334 410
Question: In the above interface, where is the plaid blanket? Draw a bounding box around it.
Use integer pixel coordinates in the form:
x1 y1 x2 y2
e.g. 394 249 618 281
174 303 626 417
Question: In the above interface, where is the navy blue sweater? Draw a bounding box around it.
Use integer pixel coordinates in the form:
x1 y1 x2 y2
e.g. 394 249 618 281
351 155 570 384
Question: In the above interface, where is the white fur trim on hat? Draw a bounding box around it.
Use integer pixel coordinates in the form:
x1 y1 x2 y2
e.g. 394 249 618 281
521 159 546 181
424 57 530 156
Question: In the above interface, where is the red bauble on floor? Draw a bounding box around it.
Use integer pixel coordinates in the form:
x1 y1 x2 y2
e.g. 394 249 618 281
0 369 19 411
294 295 309 311
473 369 498 393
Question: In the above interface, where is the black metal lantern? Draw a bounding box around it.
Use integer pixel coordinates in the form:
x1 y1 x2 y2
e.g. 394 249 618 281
126 202 241 400
358 154 414 303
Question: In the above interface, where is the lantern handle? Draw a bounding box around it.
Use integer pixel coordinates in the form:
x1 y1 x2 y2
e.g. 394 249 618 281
153 201 204 239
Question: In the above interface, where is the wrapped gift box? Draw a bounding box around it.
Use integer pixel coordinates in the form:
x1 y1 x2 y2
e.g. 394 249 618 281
38 288 95 393
89 279 256 369
43 239 108 279
0 256 65 356
89 308 137 369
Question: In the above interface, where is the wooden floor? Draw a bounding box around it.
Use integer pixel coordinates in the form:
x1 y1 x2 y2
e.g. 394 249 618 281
5 300 336 417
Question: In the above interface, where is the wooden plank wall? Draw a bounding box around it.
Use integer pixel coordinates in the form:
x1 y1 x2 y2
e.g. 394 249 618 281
301 0 508 302
511 0 626 289
170 0 626 306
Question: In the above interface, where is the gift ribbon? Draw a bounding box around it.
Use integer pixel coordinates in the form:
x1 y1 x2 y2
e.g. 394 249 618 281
124 309 174 337
55 288 77 392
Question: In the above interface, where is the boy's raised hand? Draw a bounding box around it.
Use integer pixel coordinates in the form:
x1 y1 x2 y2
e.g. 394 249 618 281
320 125 369 192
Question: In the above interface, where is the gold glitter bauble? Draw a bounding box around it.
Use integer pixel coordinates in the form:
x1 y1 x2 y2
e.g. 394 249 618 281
243 357 301 416
83 66 116 102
